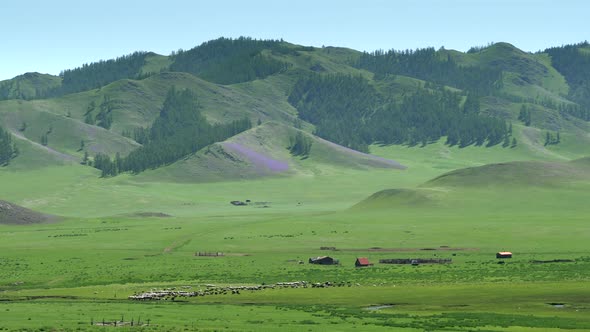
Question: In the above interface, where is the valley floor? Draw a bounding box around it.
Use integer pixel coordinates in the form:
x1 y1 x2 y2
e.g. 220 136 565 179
1 144 589 331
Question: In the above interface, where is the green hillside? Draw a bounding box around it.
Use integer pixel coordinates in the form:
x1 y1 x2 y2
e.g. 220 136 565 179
141 121 404 182
0 37 588 183
0 199 58 224
355 156 590 214
425 158 590 188
0 72 61 100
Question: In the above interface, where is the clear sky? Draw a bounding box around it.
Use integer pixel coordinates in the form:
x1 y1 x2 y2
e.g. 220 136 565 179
1 0 588 80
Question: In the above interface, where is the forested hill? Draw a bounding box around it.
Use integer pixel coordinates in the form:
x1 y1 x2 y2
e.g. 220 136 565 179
0 37 589 177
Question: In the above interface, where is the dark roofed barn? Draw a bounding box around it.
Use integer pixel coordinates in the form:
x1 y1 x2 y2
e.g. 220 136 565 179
309 256 338 265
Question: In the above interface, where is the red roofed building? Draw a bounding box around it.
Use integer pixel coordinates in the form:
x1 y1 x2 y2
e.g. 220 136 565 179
496 251 513 259
355 257 372 267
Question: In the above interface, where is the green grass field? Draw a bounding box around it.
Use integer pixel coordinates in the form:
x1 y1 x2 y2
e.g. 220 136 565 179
1 139 589 331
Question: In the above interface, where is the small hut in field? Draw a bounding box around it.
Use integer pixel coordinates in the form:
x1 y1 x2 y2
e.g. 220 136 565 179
496 251 512 259
355 257 373 267
309 256 338 265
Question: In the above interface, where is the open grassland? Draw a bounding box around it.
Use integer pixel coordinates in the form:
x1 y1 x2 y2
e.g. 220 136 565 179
1 145 590 330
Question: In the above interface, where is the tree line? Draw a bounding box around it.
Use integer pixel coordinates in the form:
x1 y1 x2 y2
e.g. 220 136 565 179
92 87 252 176
355 47 503 95
0 125 18 166
170 37 292 85
84 96 115 129
288 73 511 151
54 52 152 96
544 42 590 110
0 52 153 101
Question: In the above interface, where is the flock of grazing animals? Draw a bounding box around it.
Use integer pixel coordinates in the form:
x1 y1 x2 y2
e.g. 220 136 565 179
129 252 513 301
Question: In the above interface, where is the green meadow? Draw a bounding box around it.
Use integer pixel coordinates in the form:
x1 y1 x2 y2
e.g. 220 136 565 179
2 39 590 331
1 141 589 331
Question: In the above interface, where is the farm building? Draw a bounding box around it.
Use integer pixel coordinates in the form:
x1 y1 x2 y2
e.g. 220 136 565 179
309 256 338 265
355 257 373 267
496 251 513 259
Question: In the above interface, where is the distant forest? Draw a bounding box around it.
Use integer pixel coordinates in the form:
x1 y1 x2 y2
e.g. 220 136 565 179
355 47 503 95
289 74 510 152
170 37 293 84
0 52 153 100
92 87 251 176
544 42 590 110
56 52 151 95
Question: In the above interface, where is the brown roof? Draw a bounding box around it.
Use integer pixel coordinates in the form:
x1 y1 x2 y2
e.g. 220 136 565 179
356 257 370 265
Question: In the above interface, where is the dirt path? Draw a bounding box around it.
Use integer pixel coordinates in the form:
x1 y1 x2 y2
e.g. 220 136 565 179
10 130 78 162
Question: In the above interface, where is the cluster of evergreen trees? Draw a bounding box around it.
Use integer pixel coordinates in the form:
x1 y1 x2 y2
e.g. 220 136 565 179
518 105 532 126
288 131 312 157
288 74 378 152
0 52 153 101
84 97 115 129
55 52 151 96
92 87 252 176
545 42 590 109
0 126 18 166
375 89 509 147
170 37 291 84
558 102 590 121
1 52 153 101
355 47 503 95
544 131 561 146
288 73 510 151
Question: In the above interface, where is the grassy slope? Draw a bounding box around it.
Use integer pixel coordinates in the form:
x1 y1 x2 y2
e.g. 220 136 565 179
448 43 587 134
451 42 569 98
143 121 404 183
0 199 58 224
0 72 62 100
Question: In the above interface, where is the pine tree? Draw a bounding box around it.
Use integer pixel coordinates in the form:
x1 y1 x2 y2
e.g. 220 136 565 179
0 126 17 166
81 151 89 165
289 131 312 157
84 112 95 125
502 135 510 147
511 137 517 148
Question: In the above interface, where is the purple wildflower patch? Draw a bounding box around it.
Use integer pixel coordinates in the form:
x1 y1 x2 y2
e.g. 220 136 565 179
223 142 289 173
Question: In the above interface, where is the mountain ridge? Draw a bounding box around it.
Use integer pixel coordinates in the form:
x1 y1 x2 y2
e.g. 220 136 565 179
1 37 589 181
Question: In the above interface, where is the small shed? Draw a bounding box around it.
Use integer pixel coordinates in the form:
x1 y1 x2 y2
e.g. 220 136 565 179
496 251 513 259
309 256 338 265
355 257 372 267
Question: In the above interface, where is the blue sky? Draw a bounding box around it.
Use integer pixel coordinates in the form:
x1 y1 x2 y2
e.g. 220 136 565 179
1 0 588 80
